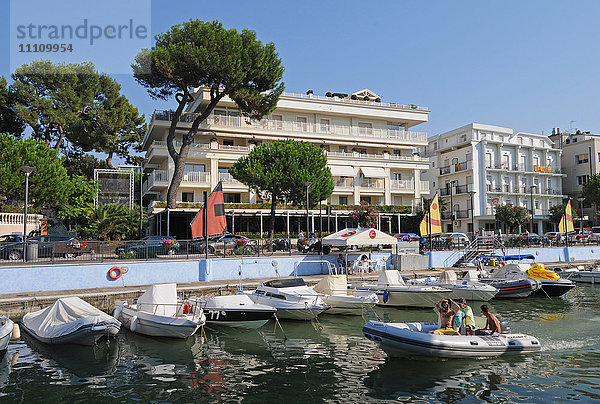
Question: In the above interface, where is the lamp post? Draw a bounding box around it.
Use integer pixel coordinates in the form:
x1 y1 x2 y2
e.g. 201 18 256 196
449 182 455 232
578 197 585 234
20 165 35 262
529 185 537 234
230 210 235 234
304 181 312 235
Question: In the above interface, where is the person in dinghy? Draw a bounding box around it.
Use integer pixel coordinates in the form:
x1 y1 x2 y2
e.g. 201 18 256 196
433 298 461 335
475 304 501 336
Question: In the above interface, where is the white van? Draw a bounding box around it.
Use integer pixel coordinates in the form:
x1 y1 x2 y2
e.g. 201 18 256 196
591 226 600 242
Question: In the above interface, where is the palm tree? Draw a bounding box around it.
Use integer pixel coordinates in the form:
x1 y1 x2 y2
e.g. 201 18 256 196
87 203 130 240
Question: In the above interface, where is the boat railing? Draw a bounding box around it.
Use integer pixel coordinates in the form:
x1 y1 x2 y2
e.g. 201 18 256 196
138 300 204 323
293 259 337 277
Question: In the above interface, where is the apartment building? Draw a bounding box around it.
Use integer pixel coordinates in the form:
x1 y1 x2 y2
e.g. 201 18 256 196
422 123 565 235
141 88 431 238
549 128 600 226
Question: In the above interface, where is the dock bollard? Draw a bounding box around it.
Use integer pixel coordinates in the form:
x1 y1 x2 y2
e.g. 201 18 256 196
12 323 21 339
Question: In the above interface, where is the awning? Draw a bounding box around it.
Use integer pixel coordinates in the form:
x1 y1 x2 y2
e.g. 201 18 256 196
360 167 387 178
329 165 355 177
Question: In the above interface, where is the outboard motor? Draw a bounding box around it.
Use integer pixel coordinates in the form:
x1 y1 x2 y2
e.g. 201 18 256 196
499 320 511 334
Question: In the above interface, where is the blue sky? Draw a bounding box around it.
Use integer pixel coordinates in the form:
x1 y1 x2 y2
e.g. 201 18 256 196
1 0 599 137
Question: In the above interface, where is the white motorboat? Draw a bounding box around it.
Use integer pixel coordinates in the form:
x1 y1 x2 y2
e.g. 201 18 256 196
348 270 452 308
363 321 541 358
114 283 205 338
480 264 542 298
0 316 14 353
313 275 378 315
408 270 498 301
192 294 276 329
247 278 328 320
21 297 120 346
564 267 600 284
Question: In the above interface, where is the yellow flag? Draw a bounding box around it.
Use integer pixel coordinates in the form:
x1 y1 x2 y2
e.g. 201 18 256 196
420 194 443 236
558 200 575 233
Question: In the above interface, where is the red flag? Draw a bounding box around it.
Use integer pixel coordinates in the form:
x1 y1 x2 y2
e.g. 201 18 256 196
190 182 227 238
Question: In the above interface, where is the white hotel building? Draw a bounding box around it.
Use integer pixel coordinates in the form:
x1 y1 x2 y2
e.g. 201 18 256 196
422 123 565 235
141 88 431 238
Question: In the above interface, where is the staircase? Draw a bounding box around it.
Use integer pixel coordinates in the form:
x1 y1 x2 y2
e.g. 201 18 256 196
443 236 501 267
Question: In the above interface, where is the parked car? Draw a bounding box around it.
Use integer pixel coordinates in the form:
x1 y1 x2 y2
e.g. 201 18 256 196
441 232 470 248
0 234 25 260
591 226 600 242
518 232 544 245
394 233 422 242
544 232 565 244
191 234 255 254
28 235 94 258
115 236 180 257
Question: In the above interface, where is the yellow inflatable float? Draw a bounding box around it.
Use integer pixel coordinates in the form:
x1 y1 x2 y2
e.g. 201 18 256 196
527 263 560 281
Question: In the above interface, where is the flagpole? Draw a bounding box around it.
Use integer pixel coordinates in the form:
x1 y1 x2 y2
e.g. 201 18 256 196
204 191 208 260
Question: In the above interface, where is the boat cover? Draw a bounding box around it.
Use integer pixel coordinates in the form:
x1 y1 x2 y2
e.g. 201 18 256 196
377 270 406 287
490 263 530 280
204 294 257 308
504 254 535 261
263 278 306 288
137 283 178 316
439 270 457 283
463 270 480 282
314 275 348 296
22 297 118 339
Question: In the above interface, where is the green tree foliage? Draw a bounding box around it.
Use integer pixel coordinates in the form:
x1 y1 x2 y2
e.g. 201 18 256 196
55 175 97 232
0 77 24 136
81 203 145 240
0 133 70 210
133 19 284 208
230 140 333 238
494 204 530 233
11 61 145 165
582 174 600 211
350 202 378 228
62 153 110 178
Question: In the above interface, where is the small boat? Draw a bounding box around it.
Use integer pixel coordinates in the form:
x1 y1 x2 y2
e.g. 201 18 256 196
408 270 498 302
21 297 120 346
114 283 205 338
363 321 541 358
526 263 575 297
349 270 452 308
192 294 276 329
247 278 328 320
565 267 600 284
480 264 542 298
0 316 14 353
313 274 378 315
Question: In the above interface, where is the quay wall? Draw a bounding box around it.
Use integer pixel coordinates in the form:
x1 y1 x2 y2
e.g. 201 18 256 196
428 246 600 268
0 253 391 294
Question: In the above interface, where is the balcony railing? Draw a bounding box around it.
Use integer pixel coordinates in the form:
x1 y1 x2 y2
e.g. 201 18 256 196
439 166 451 175
281 91 429 111
442 210 470 220
439 184 472 196
454 161 470 172
390 179 414 190
420 181 430 192
334 177 354 188
183 171 210 183
218 172 243 185
360 179 384 189
152 110 428 142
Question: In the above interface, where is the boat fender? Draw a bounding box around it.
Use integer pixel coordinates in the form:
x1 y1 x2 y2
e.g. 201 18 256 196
383 289 389 304
11 323 20 340
113 307 122 320
130 315 138 332
108 266 123 280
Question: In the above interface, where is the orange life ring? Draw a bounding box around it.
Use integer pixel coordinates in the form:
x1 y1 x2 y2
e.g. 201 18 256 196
182 302 193 314
108 266 122 280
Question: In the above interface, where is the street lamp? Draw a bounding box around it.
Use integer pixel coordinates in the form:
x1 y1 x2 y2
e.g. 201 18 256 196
529 185 537 234
20 165 35 262
230 210 235 234
577 197 585 234
304 181 312 235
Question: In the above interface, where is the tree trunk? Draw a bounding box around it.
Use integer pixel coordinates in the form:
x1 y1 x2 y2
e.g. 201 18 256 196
166 140 192 208
54 125 65 149
106 151 114 168
269 196 277 239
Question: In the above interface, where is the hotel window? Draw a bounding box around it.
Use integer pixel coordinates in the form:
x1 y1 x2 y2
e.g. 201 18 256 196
320 119 330 132
485 152 492 168
358 122 373 135
577 175 589 185
224 193 241 203
393 149 402 157
223 139 234 146
598 152 600 162
360 196 372 204
182 192 194 202
502 154 509 167
576 154 589 164
533 156 539 166
339 146 347 154
296 116 308 131
184 164 205 173
271 114 283 129
393 173 402 181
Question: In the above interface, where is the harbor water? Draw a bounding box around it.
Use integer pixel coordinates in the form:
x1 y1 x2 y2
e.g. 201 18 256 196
1 285 599 403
